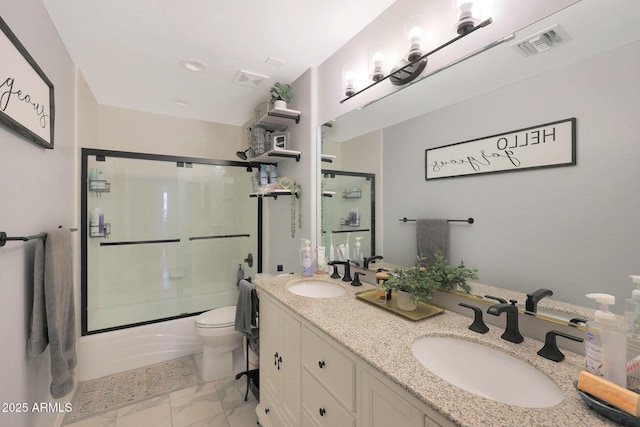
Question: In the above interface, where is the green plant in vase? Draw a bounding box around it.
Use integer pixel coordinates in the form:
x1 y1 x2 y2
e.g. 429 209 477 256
270 82 293 107
385 256 438 305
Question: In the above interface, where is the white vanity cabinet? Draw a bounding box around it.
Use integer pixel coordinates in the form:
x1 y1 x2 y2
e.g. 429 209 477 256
258 295 301 427
258 292 455 427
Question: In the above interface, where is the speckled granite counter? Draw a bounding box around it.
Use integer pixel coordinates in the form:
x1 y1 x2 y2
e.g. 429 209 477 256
254 273 617 427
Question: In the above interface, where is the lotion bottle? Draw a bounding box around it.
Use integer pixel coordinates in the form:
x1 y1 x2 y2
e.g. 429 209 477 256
625 276 640 391
299 239 313 277
585 293 627 387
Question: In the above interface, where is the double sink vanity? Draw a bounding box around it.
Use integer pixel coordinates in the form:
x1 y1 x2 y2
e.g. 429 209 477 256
254 273 618 427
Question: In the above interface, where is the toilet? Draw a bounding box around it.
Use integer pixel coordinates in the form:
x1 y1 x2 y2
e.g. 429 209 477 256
194 305 244 382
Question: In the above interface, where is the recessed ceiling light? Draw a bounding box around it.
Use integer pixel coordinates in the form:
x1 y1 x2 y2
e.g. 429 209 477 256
180 59 208 72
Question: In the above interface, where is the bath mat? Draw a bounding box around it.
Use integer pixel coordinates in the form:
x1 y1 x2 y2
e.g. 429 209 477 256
62 355 201 424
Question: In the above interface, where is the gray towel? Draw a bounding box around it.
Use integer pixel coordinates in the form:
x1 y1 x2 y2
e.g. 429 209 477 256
27 237 47 357
28 229 77 398
416 219 449 264
235 279 257 335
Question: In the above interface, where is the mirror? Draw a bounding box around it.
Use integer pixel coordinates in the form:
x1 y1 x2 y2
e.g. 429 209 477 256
321 170 376 265
316 0 640 318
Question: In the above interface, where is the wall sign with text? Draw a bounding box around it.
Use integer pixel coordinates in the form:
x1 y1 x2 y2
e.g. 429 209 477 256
425 118 576 180
0 17 55 149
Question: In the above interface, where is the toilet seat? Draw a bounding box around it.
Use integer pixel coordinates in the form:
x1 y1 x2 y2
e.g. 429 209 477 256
195 305 236 328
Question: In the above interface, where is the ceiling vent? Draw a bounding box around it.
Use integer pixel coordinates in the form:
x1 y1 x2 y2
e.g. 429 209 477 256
232 70 269 87
511 25 568 56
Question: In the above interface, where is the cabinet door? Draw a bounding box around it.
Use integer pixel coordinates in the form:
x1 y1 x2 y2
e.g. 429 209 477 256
303 370 355 427
260 295 282 401
360 371 425 427
258 388 287 427
279 307 301 427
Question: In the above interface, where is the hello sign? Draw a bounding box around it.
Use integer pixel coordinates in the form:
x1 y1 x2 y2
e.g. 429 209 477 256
425 118 576 180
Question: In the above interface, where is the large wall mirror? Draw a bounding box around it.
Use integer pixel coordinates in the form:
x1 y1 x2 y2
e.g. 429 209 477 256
316 0 640 319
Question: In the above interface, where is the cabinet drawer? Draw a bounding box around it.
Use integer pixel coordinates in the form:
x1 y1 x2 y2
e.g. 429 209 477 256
302 370 355 427
302 327 356 410
257 388 287 427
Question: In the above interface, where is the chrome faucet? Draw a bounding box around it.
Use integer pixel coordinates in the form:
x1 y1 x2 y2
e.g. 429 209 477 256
487 299 524 344
363 255 383 269
525 288 553 313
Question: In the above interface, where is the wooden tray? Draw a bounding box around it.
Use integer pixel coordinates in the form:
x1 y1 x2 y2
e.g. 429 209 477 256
355 289 445 321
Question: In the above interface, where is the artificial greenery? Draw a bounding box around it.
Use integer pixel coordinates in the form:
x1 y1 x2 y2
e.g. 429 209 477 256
384 252 478 303
270 82 293 104
290 183 302 238
426 251 478 293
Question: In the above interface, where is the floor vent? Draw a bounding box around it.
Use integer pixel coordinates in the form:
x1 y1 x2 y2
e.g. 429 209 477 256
512 25 568 56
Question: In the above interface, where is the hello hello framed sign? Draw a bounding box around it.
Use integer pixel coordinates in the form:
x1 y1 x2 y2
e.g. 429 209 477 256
0 16 55 149
425 118 576 180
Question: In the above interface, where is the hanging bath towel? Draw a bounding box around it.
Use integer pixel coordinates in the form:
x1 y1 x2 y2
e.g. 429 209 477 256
28 228 77 398
416 219 449 264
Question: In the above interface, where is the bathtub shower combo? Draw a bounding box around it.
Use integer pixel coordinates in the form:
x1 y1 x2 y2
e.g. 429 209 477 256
80 149 260 380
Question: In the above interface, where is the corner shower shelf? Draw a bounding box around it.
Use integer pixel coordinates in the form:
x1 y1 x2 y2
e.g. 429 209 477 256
89 180 110 195
89 223 111 238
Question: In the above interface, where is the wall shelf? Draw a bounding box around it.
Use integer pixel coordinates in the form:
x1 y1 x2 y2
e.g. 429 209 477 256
249 189 297 200
250 148 301 164
254 105 301 127
321 154 336 163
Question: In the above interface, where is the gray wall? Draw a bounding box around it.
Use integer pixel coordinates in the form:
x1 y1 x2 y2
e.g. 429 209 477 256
382 40 640 313
0 1 78 426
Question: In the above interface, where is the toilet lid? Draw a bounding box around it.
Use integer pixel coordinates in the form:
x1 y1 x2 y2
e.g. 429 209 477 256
195 305 236 328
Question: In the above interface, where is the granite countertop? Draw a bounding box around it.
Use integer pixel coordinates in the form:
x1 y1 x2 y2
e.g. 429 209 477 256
254 273 617 427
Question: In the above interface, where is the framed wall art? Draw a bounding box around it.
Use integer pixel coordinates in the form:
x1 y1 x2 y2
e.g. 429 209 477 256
0 16 55 149
425 118 576 180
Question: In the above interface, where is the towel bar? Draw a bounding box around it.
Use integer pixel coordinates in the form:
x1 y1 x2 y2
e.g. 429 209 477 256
0 227 78 247
399 217 474 224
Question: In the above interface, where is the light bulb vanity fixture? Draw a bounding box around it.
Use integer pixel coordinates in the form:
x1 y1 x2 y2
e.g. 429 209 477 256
341 2 493 104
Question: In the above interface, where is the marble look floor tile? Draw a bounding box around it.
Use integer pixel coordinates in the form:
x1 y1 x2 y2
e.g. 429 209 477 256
227 401 259 427
214 375 257 417
114 402 171 427
63 410 117 427
115 394 170 417
170 382 226 427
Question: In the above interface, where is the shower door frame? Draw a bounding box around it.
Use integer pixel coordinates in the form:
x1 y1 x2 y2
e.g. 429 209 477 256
80 148 263 336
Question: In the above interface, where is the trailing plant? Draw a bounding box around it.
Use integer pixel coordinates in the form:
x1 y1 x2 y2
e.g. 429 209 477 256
290 183 302 238
270 82 293 104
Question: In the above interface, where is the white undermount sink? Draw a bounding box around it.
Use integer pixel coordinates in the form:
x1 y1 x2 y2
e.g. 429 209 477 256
287 280 346 298
411 336 563 408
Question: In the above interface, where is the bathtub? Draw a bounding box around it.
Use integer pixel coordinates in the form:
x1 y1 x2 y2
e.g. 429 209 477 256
75 315 202 381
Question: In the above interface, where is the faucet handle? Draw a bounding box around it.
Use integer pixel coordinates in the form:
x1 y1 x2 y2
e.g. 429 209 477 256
329 263 341 279
484 295 507 304
458 303 489 334
537 330 584 362
351 272 364 287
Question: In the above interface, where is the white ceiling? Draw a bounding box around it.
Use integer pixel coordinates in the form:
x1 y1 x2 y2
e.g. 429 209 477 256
41 0 398 126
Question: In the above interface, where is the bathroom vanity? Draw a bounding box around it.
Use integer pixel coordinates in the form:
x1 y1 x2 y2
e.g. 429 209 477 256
254 274 618 427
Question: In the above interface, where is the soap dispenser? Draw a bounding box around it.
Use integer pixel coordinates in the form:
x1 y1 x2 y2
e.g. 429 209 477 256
353 237 364 266
626 276 640 391
585 293 627 387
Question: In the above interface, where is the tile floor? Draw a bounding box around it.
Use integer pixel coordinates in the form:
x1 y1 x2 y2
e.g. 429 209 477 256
64 355 259 427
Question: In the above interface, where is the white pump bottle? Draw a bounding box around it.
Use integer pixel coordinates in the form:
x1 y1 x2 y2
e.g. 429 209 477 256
585 293 627 387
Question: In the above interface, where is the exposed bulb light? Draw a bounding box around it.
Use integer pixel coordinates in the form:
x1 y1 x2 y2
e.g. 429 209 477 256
456 0 480 35
344 70 356 97
407 26 424 61
369 52 385 82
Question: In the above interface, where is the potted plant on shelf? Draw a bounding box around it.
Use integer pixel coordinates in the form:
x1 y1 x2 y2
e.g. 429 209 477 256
270 82 293 109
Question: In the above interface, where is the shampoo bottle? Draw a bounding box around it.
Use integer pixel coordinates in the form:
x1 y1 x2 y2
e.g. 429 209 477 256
585 293 627 387
626 275 640 391
354 237 364 266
